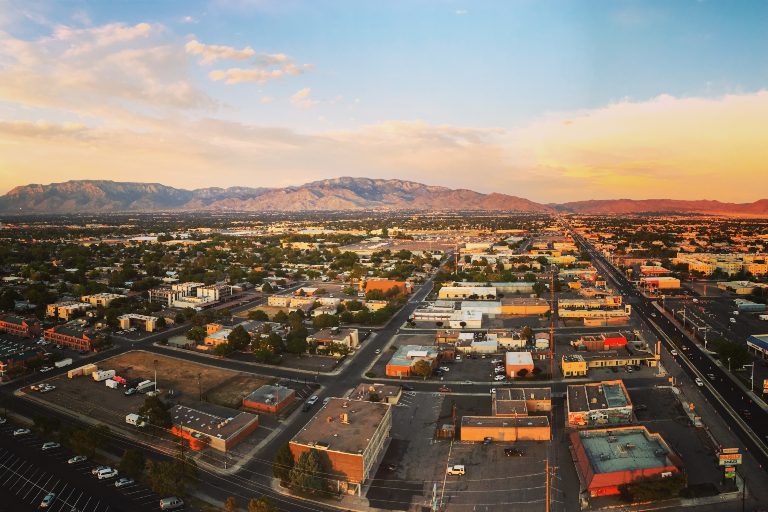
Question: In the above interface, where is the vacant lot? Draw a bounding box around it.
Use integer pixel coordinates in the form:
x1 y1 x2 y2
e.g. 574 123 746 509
99 350 268 401
204 374 271 409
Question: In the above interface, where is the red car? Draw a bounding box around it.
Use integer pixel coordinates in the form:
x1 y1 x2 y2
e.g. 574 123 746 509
438 387 451 393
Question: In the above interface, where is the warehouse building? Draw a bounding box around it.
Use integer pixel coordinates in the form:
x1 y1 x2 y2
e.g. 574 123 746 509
570 426 683 497
566 380 633 428
493 387 552 414
290 398 392 495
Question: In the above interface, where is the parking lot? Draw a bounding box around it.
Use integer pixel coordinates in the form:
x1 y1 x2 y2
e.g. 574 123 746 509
0 420 166 511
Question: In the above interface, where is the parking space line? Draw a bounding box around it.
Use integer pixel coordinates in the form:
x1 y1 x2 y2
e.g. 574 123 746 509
55 486 78 512
7 462 31 491
1 459 24 485
21 469 44 500
29 472 54 503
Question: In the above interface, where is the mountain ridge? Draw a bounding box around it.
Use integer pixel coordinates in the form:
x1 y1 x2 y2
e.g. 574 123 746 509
2 178 768 215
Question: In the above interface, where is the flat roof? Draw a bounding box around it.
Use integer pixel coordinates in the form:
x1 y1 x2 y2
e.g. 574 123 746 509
170 404 258 441
243 384 295 405
495 387 551 402
568 381 631 413
461 416 550 428
493 399 528 416
292 398 391 455
388 345 439 368
505 352 533 365
575 428 672 474
349 383 402 401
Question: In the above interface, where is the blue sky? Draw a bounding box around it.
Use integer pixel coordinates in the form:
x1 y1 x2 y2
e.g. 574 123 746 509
1 0 767 201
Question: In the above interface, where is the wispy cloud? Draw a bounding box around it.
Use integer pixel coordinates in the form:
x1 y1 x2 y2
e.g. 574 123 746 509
185 39 255 64
290 87 318 108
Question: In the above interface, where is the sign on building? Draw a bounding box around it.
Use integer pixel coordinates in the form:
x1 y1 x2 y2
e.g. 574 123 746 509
718 452 742 466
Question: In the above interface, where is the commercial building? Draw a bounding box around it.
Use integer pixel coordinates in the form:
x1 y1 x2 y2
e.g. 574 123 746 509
410 304 455 322
117 314 158 332
197 284 233 302
438 286 497 300
734 299 767 313
558 296 631 320
747 334 768 360
80 293 125 307
348 383 402 405
561 355 588 377
561 348 658 377
46 301 92 321
0 349 44 378
170 405 259 452
460 415 550 442
572 333 628 352
43 325 94 351
449 310 482 329
385 345 440 377
570 426 683 497
307 328 360 353
673 252 768 277
493 387 552 414
639 266 672 276
718 281 768 295
639 277 681 290
505 351 535 378
361 279 409 296
0 314 40 338
566 381 633 428
290 398 392 495
500 297 550 315
242 384 295 415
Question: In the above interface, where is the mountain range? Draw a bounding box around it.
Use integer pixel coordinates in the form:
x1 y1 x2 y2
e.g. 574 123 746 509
1 178 767 216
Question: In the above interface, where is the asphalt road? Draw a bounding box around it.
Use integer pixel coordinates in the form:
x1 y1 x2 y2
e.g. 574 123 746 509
569 227 768 470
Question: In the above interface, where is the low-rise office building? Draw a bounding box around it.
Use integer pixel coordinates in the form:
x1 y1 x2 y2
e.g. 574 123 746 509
0 314 40 338
348 383 402 405
80 293 126 307
170 404 259 452
505 351 535 378
242 384 295 414
290 398 392 495
117 314 158 332
385 345 440 377
43 325 94 351
493 387 552 414
460 415 550 442
46 301 92 321
561 348 659 377
307 328 359 353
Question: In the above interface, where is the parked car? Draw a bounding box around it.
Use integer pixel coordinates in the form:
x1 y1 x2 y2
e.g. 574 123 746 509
67 455 87 464
306 396 319 405
446 465 465 475
159 497 185 510
124 388 137 396
0 417 6 425
97 468 118 480
374 349 381 354
494 375 506 381
439 366 450 372
91 465 110 475
482 437 493 445
694 377 704 387
115 477 135 488
13 428 30 436
402 385 415 391
41 442 60 451
670 350 678 356
40 493 56 508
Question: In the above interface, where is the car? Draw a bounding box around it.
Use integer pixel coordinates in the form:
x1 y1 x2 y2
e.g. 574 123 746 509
97 468 118 480
124 388 137 396
91 465 110 475
0 417 5 425
494 375 506 381
504 448 525 457
490 388 496 394
39 366 54 373
40 492 56 508
385 463 398 471
624 366 634 373
306 396 319 405
322 397 331 405
301 404 311 412
67 455 87 464
482 437 493 445
694 377 704 387
402 385 415 391
635 404 648 412
13 428 30 436
439 366 450 372
374 348 381 354
707 374 716 380
446 465 465 475
438 386 451 393
41 442 60 451
455 356 462 362
743 410 752 420
115 477 135 488
670 350 678 356
159 497 185 510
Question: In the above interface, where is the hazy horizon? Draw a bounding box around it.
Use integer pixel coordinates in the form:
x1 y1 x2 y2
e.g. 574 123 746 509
1 0 767 202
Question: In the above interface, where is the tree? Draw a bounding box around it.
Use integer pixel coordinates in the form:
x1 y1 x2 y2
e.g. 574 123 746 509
119 449 146 479
139 396 172 428
248 497 277 512
65 424 109 457
312 314 339 330
289 449 327 494
228 325 251 350
248 309 269 321
517 368 529 378
273 443 295 486
224 496 238 512
520 326 533 341
261 282 273 293
412 360 433 379
368 392 381 402
186 326 205 342
146 459 189 496
273 310 288 324
532 282 547 297
156 316 167 329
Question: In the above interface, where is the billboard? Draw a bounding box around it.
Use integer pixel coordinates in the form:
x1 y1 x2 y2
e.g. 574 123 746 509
718 452 742 466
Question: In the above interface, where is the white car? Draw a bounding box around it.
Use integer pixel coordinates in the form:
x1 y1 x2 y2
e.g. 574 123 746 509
374 349 381 354
489 388 496 394
670 350 678 356
68 455 87 464
41 442 60 451
115 477 135 488
97 468 118 480
694 377 704 387
439 366 450 372
13 428 31 436
0 417 6 425
306 396 319 405
494 375 506 381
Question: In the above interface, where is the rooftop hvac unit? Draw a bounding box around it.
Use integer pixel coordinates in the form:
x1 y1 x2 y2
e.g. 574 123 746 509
340 413 350 424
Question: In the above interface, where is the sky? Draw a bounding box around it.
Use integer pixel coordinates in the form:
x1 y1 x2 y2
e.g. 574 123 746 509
0 0 767 202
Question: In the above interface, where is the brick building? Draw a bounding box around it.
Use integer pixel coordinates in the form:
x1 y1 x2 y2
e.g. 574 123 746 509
0 314 41 338
242 384 295 414
43 325 94 351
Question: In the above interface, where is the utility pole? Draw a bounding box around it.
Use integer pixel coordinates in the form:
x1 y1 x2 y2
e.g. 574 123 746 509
549 265 556 378
153 359 158 392
545 457 550 512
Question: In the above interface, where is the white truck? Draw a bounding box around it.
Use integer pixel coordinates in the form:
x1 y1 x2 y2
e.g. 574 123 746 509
136 380 155 393
759 314 768 321
105 379 118 389
54 358 73 368
92 369 116 382
125 414 146 427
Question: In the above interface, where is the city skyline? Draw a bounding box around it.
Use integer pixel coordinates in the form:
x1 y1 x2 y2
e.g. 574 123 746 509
1 0 767 201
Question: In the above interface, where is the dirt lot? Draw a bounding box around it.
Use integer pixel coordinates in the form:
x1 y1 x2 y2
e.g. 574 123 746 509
204 374 271 409
98 350 268 401
233 305 288 320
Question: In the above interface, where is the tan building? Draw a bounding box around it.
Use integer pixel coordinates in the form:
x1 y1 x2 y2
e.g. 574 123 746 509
117 314 158 332
46 301 92 321
566 380 633 428
290 398 392 495
348 383 402 405
493 387 552 415
307 328 360 354
80 293 125 307
500 297 550 315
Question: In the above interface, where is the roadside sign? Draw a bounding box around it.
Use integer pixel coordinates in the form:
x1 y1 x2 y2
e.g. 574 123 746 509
763 379 768 394
721 448 740 454
718 453 742 466
724 467 736 479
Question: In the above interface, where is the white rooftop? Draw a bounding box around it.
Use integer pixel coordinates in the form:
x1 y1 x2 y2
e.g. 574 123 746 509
505 352 534 366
